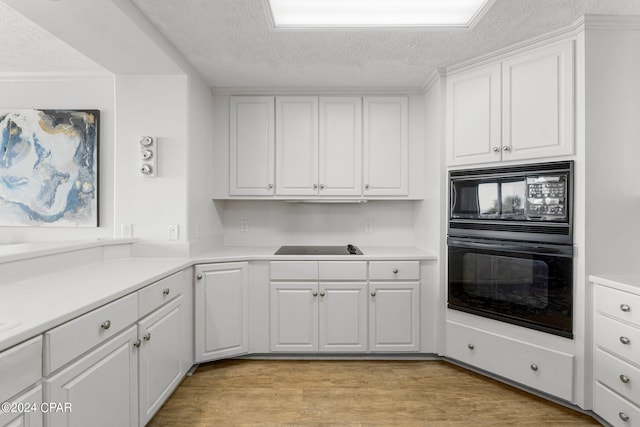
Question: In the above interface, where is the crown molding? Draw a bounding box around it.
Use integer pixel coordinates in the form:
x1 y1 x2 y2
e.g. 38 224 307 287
583 14 640 30
211 86 424 96
0 71 114 81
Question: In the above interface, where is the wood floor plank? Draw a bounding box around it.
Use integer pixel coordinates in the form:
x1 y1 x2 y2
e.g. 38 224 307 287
148 360 600 426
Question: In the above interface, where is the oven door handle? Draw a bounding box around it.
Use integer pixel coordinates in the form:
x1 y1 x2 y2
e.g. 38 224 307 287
447 238 574 257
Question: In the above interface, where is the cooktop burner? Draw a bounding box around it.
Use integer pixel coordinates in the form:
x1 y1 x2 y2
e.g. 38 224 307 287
274 245 363 255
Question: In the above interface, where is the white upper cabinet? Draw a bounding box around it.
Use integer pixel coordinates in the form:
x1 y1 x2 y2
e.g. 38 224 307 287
363 96 409 196
446 63 502 165
318 97 363 196
446 39 575 166
502 40 575 161
229 96 275 195
275 96 319 196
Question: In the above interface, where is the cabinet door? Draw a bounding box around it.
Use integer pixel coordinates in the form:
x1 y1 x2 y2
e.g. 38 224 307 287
446 64 502 166
230 96 275 195
276 96 319 196
0 385 42 427
369 282 420 351
363 97 409 196
195 263 249 362
270 283 318 352
502 40 574 161
45 326 138 427
319 282 368 352
318 97 362 196
138 297 183 426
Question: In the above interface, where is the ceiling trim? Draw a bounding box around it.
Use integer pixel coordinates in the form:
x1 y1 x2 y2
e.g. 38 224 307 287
211 86 425 96
583 14 640 30
0 71 114 81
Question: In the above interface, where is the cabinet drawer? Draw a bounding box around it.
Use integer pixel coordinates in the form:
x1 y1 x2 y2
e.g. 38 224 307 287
596 348 640 404
446 321 573 401
369 261 419 280
595 284 640 327
0 336 42 402
139 271 186 318
44 293 138 374
595 382 640 427
270 261 318 280
319 261 367 281
595 313 640 364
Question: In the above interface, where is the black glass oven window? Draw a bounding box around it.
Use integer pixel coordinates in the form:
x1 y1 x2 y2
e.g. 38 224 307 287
462 253 548 309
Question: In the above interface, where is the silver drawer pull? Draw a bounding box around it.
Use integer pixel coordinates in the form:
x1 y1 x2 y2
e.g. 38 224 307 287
371 291 376 297
620 374 631 384
101 320 111 330
619 412 629 422
196 274 203 280
620 336 631 345
620 304 631 312
163 288 170 296
393 269 399 274
143 333 151 341
319 291 325 297
530 364 538 372
133 339 141 348
468 344 474 350
312 291 318 297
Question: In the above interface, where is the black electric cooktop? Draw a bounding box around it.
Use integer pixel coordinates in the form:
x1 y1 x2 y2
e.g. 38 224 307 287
274 245 363 255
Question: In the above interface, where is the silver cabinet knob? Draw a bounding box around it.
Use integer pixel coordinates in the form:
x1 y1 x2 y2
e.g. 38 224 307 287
620 304 631 312
101 320 111 330
312 291 318 297
365 184 370 190
492 147 500 153
319 291 325 297
313 184 318 189
162 288 170 296
196 274 203 280
620 374 631 384
143 333 151 341
393 269 399 274
140 164 153 175
267 184 273 189
619 412 630 422
133 339 141 348
530 364 538 372
502 146 511 152
620 336 631 345
468 344 475 350
320 184 325 189
371 291 376 297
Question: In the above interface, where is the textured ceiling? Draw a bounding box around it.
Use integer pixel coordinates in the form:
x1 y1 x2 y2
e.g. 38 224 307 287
0 2 105 74
2 0 640 87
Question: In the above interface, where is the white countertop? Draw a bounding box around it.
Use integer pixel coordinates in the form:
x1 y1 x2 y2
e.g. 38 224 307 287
0 244 436 352
589 274 640 293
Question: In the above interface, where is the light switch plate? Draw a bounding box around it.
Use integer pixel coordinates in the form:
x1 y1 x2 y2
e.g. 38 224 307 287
364 220 373 233
240 220 249 232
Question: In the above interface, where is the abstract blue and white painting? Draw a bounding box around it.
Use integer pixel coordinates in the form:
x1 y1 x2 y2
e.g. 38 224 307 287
0 109 99 226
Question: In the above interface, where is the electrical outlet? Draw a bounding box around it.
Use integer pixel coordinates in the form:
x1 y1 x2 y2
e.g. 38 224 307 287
168 224 179 240
364 220 373 233
240 220 249 232
121 224 133 238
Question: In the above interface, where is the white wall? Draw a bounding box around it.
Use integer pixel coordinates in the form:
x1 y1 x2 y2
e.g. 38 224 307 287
0 75 115 243
585 27 640 275
113 75 189 249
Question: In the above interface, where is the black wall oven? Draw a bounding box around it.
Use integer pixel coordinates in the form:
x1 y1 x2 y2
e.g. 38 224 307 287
447 161 574 338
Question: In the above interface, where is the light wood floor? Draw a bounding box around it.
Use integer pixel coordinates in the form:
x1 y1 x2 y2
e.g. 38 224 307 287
148 359 600 426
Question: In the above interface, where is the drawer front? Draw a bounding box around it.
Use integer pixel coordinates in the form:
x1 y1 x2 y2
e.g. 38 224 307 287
369 261 419 281
446 321 574 401
138 271 186 317
595 284 640 327
270 261 318 280
319 261 367 281
45 293 138 374
596 348 640 404
0 336 42 402
595 382 640 427
595 313 640 364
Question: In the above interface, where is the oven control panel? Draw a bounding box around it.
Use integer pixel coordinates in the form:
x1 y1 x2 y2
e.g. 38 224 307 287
526 175 567 219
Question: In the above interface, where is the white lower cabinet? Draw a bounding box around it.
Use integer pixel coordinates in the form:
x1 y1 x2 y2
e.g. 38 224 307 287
369 282 420 352
0 385 43 427
319 282 368 352
592 280 640 426
45 326 139 427
446 320 574 401
137 296 184 426
195 262 249 362
270 282 319 352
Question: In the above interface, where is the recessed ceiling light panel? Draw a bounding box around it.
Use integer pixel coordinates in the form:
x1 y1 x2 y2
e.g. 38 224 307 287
266 0 495 29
